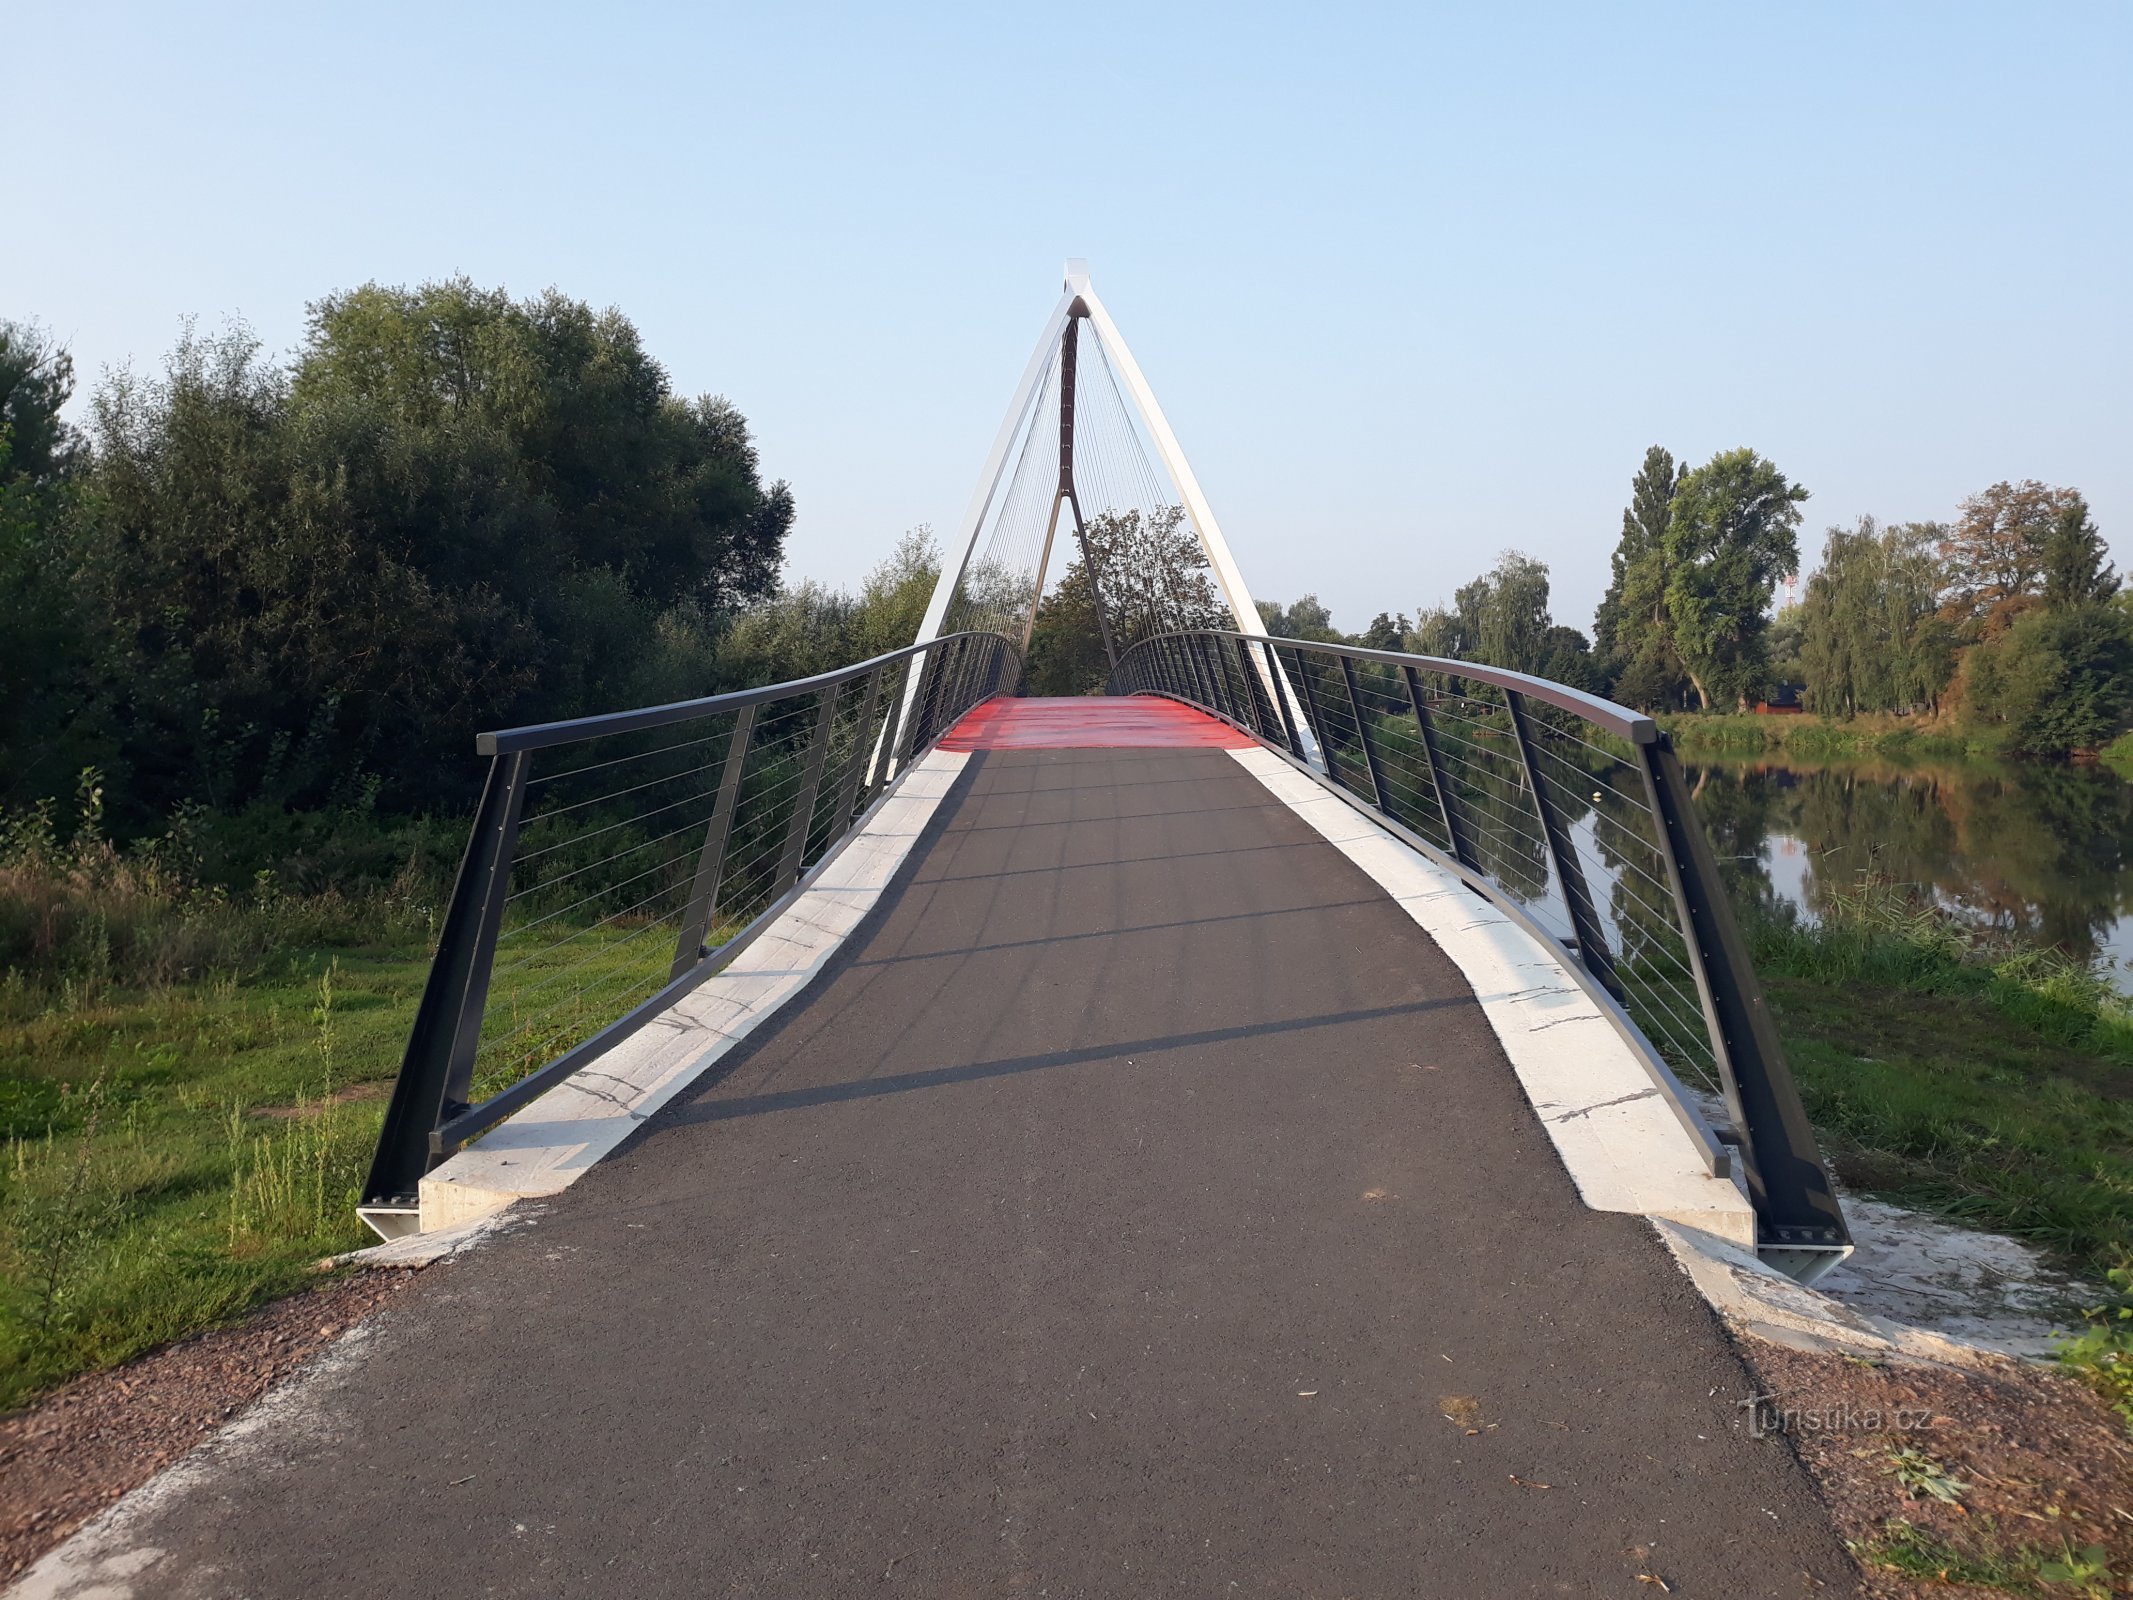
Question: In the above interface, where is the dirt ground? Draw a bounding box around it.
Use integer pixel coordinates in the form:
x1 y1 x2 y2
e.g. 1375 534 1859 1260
1741 1340 2133 1597
0 1268 416 1584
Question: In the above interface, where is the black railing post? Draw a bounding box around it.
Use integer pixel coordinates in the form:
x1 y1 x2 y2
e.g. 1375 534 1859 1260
1178 633 1205 706
1503 691 1621 997
1400 664 1477 871
1337 654 1390 812
776 681 843 893
1264 639 1306 759
1213 636 1242 723
949 634 979 723
360 749 529 1204
671 705 757 980
1235 637 1273 740
1637 734 1849 1261
1195 634 1221 714
1287 647 1337 786
910 640 949 755
1217 636 1246 725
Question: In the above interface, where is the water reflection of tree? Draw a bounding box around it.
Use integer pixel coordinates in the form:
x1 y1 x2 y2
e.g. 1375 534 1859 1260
1685 758 2133 967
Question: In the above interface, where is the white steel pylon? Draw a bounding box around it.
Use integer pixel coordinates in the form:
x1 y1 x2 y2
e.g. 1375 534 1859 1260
903 260 1307 751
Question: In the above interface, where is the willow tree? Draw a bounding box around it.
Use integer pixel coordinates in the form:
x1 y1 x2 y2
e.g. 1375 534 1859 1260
1797 517 1953 716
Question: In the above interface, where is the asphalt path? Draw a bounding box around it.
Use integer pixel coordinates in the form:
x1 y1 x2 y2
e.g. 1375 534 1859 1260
63 747 1853 1597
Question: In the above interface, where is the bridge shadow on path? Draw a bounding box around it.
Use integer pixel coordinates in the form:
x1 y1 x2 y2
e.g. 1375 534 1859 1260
77 741 1857 1597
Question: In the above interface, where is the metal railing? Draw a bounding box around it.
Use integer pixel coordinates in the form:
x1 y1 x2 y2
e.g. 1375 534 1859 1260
1109 629 1849 1277
359 631 1020 1228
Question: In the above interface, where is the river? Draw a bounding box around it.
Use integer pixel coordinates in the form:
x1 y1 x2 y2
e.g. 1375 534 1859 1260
1683 754 2133 994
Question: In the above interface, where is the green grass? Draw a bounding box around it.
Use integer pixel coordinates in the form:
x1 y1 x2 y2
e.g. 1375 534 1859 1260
1666 710 2002 762
2102 730 2133 782
1748 885 2133 1277
0 941 428 1410
0 773 761 1411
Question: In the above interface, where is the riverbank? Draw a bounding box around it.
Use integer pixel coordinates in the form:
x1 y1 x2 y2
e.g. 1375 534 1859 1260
2105 730 2133 781
1666 709 2003 762
1748 886 2133 1279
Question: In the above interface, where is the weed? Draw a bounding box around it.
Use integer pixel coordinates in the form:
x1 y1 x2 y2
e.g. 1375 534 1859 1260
2034 1541 2120 1598
2057 1267 2133 1427
1858 1520 2123 1596
1857 1520 2019 1587
1886 1445 1968 1506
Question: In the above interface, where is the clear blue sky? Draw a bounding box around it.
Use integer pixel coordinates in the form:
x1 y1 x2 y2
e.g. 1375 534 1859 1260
10 2 2129 635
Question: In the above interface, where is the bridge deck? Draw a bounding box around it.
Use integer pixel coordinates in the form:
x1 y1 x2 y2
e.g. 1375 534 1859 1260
68 729 1852 1595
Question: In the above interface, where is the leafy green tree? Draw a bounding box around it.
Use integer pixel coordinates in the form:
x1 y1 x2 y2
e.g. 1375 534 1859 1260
1355 611 1410 652
1080 505 1228 651
1964 605 2133 754
1456 551 1552 673
1595 446 1681 683
1410 550 1596 685
1409 604 1464 660
720 530 948 688
849 527 941 659
1257 594 1340 642
1537 625 1601 692
70 282 793 817
2040 496 2117 611
1662 448 1807 710
1026 556 1114 695
0 322 99 801
1797 517 1953 715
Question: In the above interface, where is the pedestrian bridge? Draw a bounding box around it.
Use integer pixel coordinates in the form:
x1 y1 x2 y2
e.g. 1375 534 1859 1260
17 269 1864 1597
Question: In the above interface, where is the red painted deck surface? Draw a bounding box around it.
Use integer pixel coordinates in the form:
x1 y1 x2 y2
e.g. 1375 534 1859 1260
940 696 1255 750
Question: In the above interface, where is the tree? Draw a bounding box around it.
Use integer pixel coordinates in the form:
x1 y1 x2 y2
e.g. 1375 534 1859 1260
0 322 92 798
1964 605 2133 755
1412 550 1596 684
2040 496 2117 611
1081 505 1228 650
1797 518 1953 716
1355 611 1410 652
849 527 941 659
1597 446 1694 709
1026 556 1113 695
1455 551 1552 674
1537 625 1601 692
71 282 795 817
1662 448 1807 710
1257 594 1339 642
1595 447 1680 671
1939 479 2086 634
1410 605 1464 660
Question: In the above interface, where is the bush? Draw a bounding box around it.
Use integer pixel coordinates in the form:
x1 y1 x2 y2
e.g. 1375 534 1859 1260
1964 605 2133 756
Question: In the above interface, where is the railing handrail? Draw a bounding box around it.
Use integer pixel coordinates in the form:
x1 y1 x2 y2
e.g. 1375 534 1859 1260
476 630 1009 755
1122 628 1660 746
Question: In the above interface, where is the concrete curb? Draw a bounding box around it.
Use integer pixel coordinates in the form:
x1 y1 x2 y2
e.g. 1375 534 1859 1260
1230 745 1758 1250
1652 1220 2016 1368
415 750 971 1233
